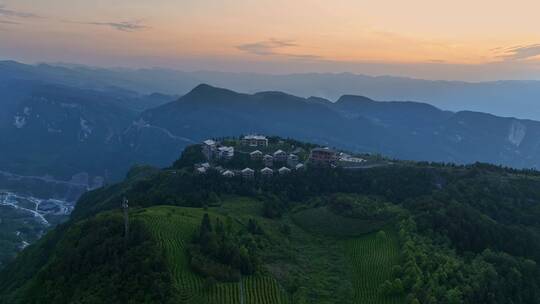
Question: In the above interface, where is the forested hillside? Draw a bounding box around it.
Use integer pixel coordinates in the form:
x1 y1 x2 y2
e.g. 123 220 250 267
2 138 540 303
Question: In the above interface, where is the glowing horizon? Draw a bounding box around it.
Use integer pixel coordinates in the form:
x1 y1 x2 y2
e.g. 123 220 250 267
2 0 540 80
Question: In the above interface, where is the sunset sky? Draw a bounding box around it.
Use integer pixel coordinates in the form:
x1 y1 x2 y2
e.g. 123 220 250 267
2 0 540 80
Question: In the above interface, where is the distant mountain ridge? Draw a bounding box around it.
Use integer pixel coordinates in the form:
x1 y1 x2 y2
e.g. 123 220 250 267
3 60 540 120
2 71 540 183
127 84 540 171
0 80 176 182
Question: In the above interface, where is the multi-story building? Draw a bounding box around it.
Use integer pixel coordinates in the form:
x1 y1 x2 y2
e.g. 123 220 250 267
202 139 217 160
217 146 235 160
309 147 338 166
241 135 268 147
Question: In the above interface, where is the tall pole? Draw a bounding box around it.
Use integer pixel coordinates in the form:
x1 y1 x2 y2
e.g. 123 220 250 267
122 197 129 240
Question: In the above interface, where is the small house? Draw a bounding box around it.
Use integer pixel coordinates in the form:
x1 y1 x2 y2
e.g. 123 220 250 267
250 150 263 161
287 154 299 167
241 168 255 179
222 170 235 178
263 154 274 167
261 167 273 177
278 167 291 175
273 150 287 162
295 163 305 171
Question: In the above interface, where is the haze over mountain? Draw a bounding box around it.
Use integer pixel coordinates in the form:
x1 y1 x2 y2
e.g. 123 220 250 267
132 84 540 169
3 64 540 188
3 60 540 121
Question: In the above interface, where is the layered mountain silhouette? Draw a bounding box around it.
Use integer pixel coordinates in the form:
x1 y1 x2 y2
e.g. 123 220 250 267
4 60 540 120
129 84 540 170
2 80 540 183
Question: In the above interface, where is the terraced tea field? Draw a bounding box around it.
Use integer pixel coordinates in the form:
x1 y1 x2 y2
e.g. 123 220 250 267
137 205 289 304
292 207 389 237
343 230 404 304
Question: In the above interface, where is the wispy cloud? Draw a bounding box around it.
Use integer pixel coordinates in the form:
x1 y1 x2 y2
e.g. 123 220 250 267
238 39 297 55
0 5 39 19
0 4 40 26
0 19 19 24
237 39 320 59
497 44 540 61
83 20 148 32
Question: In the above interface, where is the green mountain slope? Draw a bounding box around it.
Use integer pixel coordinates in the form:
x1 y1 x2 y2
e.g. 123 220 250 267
2 138 540 303
0 212 174 304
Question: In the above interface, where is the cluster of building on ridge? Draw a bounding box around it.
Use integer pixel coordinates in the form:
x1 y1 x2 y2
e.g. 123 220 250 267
196 135 367 179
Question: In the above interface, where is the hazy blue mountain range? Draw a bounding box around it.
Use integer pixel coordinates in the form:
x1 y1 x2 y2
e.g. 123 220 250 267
131 84 540 171
2 60 540 183
0 80 176 182
3 60 540 120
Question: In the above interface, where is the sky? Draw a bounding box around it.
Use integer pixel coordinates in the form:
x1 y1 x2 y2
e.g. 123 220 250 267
1 0 540 81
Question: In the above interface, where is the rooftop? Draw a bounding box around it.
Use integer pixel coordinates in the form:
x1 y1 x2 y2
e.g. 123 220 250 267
311 147 336 153
243 135 267 140
218 146 234 152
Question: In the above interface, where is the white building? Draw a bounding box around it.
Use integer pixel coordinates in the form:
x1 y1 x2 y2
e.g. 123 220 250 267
273 150 287 162
241 135 268 147
202 139 217 160
250 150 263 161
261 167 274 177
295 163 305 171
241 168 255 179
222 170 235 178
217 146 235 160
278 167 291 175
338 153 366 167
